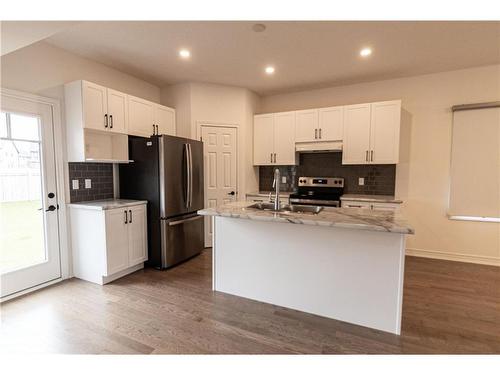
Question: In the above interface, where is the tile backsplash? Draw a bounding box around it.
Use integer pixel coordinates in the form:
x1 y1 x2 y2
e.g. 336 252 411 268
259 152 396 195
68 163 114 203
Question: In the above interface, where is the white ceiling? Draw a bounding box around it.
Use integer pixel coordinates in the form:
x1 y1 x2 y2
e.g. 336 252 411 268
22 21 500 95
0 21 78 56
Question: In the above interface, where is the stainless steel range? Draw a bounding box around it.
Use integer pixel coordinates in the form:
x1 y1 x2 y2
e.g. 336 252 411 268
289 177 344 207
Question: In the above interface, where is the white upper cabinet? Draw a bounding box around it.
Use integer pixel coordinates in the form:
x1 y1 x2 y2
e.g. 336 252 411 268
155 105 176 136
295 109 319 142
342 100 401 165
82 81 108 131
342 103 372 164
254 114 275 165
370 100 401 164
273 111 296 165
253 112 296 166
128 95 155 137
128 95 176 137
319 106 343 141
106 88 128 134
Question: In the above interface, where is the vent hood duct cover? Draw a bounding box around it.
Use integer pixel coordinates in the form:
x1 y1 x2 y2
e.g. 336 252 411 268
295 141 343 153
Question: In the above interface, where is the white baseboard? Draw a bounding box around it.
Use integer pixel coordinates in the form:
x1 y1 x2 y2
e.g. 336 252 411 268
406 248 499 267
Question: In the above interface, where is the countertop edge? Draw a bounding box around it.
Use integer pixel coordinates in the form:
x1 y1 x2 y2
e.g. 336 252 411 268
67 200 148 210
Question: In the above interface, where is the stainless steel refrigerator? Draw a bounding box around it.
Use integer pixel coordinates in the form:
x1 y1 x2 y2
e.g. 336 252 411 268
119 135 204 269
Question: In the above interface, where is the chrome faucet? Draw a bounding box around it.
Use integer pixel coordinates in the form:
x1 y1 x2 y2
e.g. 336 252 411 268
272 168 281 211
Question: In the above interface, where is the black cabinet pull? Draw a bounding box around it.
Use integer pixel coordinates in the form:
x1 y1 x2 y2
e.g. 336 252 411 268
124 210 128 224
156 125 159 135
129 209 132 223
104 114 108 128
227 191 235 196
109 114 113 128
152 124 156 135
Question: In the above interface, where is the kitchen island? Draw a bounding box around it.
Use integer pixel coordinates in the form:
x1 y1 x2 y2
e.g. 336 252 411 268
198 201 414 335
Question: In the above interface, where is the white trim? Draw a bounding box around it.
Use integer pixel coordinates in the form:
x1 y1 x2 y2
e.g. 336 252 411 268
0 278 63 303
406 248 500 267
0 88 71 280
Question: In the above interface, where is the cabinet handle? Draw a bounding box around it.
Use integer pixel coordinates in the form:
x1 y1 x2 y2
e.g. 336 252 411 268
129 209 132 223
273 153 277 163
371 150 374 162
314 129 318 139
124 210 128 224
319 128 322 139
365 150 369 162
156 125 159 135
153 124 156 135
109 114 113 128
104 114 108 128
270 153 273 163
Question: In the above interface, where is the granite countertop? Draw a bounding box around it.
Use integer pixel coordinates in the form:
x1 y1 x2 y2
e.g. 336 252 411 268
246 191 293 197
68 199 148 210
340 194 403 204
198 201 414 234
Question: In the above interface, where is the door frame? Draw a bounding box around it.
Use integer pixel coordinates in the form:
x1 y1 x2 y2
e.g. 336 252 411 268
196 122 239 247
0 88 69 301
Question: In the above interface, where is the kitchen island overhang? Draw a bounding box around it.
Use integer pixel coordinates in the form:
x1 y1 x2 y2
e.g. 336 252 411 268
199 201 414 335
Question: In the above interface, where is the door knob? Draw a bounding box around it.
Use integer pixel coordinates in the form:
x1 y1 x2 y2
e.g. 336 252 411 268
45 205 56 212
227 191 235 196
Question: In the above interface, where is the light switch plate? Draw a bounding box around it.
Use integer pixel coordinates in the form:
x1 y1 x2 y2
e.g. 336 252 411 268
358 177 365 186
281 176 287 184
72 180 79 190
85 179 91 189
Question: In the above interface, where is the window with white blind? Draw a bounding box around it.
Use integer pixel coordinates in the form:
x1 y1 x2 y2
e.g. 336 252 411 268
448 104 500 222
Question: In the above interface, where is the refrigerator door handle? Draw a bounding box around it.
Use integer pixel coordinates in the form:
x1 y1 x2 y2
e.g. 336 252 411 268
184 143 191 208
188 143 193 208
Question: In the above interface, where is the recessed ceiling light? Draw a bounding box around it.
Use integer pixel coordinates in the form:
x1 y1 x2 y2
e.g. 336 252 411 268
360 48 372 57
265 66 275 75
252 23 266 33
179 49 191 59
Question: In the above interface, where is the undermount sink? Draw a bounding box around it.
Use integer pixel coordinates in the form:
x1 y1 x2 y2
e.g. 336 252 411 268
248 202 323 214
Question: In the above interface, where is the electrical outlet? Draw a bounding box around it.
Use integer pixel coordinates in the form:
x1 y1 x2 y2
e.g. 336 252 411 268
281 176 287 184
358 177 365 186
85 179 92 189
72 180 79 190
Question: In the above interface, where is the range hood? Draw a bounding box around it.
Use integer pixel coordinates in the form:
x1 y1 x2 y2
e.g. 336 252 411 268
295 141 343 153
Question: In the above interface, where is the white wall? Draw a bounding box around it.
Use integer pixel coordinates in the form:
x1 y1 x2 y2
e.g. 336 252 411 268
161 82 260 196
260 64 500 266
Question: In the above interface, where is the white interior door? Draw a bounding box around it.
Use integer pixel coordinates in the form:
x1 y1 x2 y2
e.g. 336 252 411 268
0 94 61 298
201 125 237 247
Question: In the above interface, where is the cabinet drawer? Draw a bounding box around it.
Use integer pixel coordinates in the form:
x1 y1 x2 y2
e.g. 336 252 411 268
342 201 371 209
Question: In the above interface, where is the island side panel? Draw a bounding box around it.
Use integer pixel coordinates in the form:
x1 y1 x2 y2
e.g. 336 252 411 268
213 216 406 335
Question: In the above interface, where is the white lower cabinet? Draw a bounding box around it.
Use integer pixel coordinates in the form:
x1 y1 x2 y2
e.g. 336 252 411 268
70 202 148 285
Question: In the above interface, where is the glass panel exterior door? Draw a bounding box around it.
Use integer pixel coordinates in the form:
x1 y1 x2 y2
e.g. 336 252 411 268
0 94 61 298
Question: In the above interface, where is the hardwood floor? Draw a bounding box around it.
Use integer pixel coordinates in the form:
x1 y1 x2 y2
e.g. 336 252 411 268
1 250 499 354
